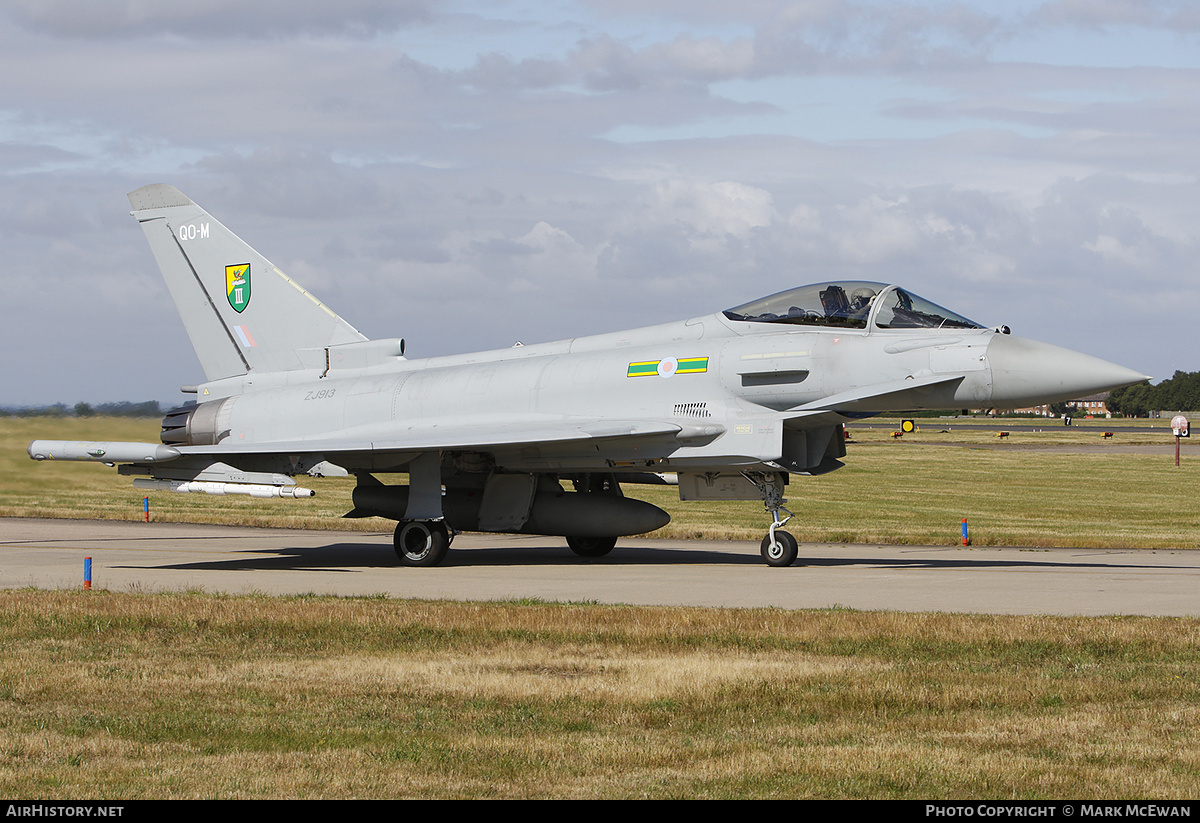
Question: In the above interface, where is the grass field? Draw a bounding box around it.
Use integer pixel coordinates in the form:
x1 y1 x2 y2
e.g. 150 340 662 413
2 591 1199 799
5 416 1199 799
5 416 1198 548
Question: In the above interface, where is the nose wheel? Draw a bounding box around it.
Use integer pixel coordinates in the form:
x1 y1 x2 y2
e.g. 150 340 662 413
761 529 798 567
743 471 799 567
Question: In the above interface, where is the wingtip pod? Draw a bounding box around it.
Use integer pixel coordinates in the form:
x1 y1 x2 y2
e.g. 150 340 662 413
128 184 193 211
28 440 181 463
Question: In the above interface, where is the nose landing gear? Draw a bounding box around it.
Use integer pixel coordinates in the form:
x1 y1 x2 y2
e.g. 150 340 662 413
743 471 799 567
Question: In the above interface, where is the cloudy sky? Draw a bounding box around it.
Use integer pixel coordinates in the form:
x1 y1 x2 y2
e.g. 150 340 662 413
2 0 1195 405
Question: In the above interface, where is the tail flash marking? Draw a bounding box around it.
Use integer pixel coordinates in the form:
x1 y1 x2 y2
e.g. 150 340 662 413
234 326 257 348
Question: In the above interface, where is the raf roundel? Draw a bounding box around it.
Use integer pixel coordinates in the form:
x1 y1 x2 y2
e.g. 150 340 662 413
657 357 678 378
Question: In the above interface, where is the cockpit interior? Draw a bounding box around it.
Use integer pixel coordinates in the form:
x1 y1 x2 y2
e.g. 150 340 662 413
723 282 984 331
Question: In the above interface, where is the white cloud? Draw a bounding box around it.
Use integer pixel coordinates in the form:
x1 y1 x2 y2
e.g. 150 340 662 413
638 179 776 239
1 1 1197 402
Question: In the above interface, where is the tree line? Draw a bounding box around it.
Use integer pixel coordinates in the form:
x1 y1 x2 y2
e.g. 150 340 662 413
1107 371 1200 417
0 401 164 418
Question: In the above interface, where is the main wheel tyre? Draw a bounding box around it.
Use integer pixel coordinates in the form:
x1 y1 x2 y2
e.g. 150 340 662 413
566 535 617 558
394 520 450 567
760 530 799 567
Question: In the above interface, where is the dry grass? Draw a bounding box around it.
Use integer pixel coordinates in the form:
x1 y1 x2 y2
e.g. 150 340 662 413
6 417 1197 799
1 591 1198 798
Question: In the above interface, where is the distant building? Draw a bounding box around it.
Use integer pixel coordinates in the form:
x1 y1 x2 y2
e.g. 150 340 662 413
978 391 1111 417
1068 393 1111 418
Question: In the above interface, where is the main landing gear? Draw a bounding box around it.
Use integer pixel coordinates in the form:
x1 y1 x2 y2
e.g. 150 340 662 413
393 520 451 567
566 535 617 558
743 472 799 567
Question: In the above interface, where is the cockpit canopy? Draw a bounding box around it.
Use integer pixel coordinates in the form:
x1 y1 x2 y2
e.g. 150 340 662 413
722 281 984 331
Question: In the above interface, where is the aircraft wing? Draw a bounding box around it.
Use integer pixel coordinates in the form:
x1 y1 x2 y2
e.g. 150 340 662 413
30 417 684 466
181 417 683 457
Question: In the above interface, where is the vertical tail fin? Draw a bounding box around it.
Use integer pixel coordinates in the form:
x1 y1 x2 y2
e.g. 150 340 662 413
128 184 366 381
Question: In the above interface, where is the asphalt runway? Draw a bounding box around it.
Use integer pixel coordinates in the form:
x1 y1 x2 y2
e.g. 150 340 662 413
2 517 1197 616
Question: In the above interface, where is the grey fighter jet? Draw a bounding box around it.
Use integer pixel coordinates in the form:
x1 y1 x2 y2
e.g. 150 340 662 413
29 185 1148 567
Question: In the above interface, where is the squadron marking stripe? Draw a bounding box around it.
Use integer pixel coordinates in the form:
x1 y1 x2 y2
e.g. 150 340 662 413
627 357 708 377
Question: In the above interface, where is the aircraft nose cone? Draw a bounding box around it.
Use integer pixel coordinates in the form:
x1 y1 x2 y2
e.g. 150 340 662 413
987 334 1149 408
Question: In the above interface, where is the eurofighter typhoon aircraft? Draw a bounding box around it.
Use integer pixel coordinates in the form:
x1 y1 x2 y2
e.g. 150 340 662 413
29 185 1147 567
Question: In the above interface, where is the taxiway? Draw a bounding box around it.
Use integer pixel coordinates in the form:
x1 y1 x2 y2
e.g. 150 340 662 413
2 518 1196 616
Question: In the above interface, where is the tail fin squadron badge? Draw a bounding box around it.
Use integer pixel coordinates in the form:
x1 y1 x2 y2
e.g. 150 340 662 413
226 263 251 312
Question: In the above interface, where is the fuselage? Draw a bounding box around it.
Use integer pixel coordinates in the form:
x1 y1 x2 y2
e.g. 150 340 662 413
166 281 1145 478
